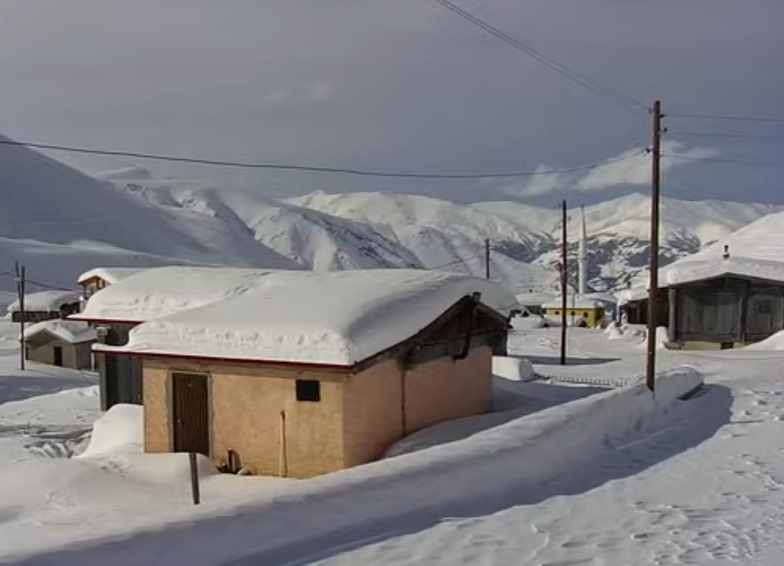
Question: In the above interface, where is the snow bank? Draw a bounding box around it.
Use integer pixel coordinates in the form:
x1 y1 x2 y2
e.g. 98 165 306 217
77 403 217 483
511 315 546 330
78 404 143 458
493 356 536 382
7 290 79 313
24 320 96 344
745 331 784 351
101 270 516 366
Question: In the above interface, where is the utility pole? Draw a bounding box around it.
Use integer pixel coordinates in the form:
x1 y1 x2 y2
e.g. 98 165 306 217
560 200 568 365
646 100 663 393
14 261 26 371
484 239 491 280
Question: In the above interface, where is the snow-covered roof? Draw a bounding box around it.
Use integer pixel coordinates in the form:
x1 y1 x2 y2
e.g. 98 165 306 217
77 267 150 286
76 266 282 323
515 291 557 307
542 295 606 309
662 256 784 287
97 270 516 367
24 320 97 344
7 290 80 314
617 286 649 306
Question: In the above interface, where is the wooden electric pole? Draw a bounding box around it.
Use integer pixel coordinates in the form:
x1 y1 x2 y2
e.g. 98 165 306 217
560 200 568 365
14 261 26 371
646 100 663 393
485 239 491 279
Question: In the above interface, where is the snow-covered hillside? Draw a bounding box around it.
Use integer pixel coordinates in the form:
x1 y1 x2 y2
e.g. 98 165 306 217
104 173 423 271
0 139 298 292
294 191 782 291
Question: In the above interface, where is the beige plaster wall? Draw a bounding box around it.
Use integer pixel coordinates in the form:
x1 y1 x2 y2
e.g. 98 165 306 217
342 359 405 468
26 339 93 370
403 345 493 434
142 359 347 479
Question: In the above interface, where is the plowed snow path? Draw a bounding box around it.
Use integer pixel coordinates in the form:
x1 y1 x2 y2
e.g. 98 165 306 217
314 357 784 566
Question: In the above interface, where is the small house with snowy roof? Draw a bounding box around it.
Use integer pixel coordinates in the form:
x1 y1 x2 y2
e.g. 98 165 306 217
24 320 97 370
663 254 784 349
77 267 149 300
7 290 81 323
541 294 609 328
89 269 514 478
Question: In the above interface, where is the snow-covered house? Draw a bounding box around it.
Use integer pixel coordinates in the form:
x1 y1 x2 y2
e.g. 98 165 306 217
516 291 556 316
541 295 607 328
73 266 283 410
91 269 515 478
617 286 669 326
7 290 81 323
77 267 149 300
663 255 784 349
23 320 97 370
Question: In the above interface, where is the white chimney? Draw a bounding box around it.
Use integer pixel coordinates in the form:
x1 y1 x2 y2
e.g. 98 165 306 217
578 205 588 295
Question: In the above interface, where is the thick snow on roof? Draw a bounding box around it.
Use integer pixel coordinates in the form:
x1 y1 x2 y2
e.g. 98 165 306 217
662 256 784 287
617 286 649 305
78 266 280 323
7 290 80 313
101 270 515 366
542 295 606 309
686 208 784 264
515 291 557 307
24 320 96 344
77 267 150 286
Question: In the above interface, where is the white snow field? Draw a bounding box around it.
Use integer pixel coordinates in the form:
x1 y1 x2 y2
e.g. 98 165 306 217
2 323 784 565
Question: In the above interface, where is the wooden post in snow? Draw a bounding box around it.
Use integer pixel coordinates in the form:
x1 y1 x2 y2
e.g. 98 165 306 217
646 100 663 394
14 261 26 371
560 200 568 365
189 452 201 505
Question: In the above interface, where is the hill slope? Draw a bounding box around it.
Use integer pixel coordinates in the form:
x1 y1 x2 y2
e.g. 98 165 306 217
0 138 298 291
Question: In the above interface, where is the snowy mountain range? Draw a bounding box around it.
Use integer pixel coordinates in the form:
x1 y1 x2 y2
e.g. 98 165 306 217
1 138 780 296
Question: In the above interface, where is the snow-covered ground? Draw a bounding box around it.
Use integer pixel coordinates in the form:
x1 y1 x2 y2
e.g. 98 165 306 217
2 324 784 565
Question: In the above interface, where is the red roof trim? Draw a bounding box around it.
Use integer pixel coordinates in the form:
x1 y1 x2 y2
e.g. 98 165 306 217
95 347 354 372
67 315 142 325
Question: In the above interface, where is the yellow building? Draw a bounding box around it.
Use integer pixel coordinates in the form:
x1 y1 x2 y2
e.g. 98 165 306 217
92 269 514 478
542 295 606 328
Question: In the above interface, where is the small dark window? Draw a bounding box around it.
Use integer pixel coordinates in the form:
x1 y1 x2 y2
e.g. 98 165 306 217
296 379 321 402
583 312 590 318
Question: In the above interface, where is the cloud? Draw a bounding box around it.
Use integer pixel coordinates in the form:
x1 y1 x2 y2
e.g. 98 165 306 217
503 141 718 197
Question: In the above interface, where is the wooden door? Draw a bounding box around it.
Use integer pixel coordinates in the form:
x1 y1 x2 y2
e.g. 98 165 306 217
53 346 63 367
172 372 210 456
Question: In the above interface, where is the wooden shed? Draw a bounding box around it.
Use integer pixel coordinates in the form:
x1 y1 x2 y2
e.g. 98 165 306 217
23 320 96 370
665 256 784 349
95 269 514 478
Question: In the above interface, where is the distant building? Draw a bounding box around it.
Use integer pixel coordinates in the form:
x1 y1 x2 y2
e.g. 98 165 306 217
516 291 557 316
93 269 514 478
542 295 608 328
23 320 96 370
77 267 149 300
664 256 784 349
618 286 669 326
7 291 81 323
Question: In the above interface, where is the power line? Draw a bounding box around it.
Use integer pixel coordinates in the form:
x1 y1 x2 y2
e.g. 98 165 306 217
26 279 78 292
668 113 784 124
669 131 780 140
662 153 784 170
432 0 646 114
0 137 644 180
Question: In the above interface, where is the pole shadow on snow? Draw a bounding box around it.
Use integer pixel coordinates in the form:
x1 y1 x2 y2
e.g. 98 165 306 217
521 354 621 366
20 385 733 566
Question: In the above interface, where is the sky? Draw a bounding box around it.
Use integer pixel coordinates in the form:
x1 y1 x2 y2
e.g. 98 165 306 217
0 0 782 206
